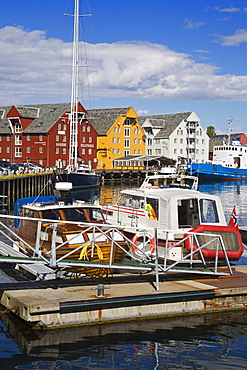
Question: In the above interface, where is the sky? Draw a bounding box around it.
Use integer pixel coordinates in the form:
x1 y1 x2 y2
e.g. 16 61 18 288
0 0 247 134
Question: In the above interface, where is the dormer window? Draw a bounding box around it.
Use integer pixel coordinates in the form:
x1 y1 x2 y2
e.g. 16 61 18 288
124 118 133 126
0 109 5 120
9 118 22 133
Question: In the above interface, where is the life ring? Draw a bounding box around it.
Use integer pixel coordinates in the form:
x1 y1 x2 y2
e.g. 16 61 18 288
131 231 156 256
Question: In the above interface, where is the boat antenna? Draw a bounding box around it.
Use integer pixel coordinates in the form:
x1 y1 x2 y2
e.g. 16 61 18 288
65 0 91 172
227 116 232 145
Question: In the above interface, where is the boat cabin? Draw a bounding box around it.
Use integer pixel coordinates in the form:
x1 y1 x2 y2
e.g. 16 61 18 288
108 188 226 231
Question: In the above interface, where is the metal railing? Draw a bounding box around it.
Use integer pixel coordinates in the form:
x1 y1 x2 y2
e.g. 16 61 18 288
0 214 233 288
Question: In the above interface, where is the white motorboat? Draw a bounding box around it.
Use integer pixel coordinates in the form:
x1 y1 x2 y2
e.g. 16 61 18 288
103 175 243 263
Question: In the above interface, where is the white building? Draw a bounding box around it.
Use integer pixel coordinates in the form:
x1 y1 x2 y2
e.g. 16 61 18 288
139 111 209 163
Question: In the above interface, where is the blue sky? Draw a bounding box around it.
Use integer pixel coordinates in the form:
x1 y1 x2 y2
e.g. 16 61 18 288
1 0 247 134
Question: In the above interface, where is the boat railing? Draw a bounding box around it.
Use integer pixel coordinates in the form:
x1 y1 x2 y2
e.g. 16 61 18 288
0 214 233 287
157 231 232 275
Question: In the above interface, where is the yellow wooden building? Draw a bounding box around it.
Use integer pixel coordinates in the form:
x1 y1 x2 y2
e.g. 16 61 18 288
87 107 146 170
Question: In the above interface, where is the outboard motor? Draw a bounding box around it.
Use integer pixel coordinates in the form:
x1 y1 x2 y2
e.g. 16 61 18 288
53 182 73 205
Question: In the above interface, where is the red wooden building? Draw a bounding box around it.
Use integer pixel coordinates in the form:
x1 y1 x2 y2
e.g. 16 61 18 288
0 102 98 169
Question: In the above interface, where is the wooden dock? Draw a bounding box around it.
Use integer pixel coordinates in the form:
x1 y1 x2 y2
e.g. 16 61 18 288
1 266 247 330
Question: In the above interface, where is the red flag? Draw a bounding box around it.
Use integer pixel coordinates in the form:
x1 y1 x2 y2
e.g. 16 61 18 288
228 206 239 230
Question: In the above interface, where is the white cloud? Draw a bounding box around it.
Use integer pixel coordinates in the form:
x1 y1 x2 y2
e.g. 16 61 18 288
1 26 247 106
214 29 247 46
214 7 241 13
184 19 205 30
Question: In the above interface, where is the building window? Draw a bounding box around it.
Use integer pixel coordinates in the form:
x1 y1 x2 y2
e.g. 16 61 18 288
117 138 120 144
57 123 61 130
124 139 130 148
174 138 177 143
117 149 120 155
55 148 59 154
88 148 92 155
0 136 2 141
15 147 22 157
138 139 141 145
39 135 43 141
82 125 86 132
87 126 91 132
112 148 115 155
39 147 43 154
112 137 116 144
62 148 66 154
27 147 31 154
82 136 85 143
134 138 137 145
124 150 130 156
133 149 136 154
155 149 161 154
124 128 130 137
27 135 31 141
138 150 141 154
0 147 2 153
174 149 177 154
63 124 66 130
15 122 22 133
6 136 10 142
15 135 22 145
6 147 10 153
180 149 183 154
62 136 66 142
180 139 183 143
155 139 160 144
81 148 85 155
88 136 93 143
202 139 205 144
125 119 131 126
55 135 59 141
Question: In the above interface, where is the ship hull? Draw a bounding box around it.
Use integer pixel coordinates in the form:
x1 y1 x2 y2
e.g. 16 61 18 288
187 163 247 180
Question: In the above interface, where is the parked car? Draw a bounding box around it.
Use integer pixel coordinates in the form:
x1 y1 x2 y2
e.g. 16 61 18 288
20 161 47 172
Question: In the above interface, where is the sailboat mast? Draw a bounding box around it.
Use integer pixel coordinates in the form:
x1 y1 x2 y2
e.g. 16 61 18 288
69 0 79 171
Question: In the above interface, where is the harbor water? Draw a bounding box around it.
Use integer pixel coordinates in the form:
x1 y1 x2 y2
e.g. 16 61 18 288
1 179 247 369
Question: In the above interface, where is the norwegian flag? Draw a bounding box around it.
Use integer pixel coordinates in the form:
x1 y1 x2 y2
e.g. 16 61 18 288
228 206 239 230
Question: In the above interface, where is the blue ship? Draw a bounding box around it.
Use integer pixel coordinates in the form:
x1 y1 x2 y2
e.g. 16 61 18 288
187 138 247 180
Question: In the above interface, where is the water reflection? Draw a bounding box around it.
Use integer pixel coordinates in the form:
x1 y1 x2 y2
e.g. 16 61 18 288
198 180 247 226
1 311 247 369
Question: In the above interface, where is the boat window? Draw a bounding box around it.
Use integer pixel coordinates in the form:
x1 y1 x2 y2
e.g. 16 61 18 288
117 194 143 209
62 208 88 222
86 208 105 222
23 209 39 219
178 198 199 228
199 199 219 223
42 210 61 220
145 198 159 220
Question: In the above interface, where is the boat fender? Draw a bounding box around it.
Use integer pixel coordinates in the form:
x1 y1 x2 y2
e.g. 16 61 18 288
131 231 156 256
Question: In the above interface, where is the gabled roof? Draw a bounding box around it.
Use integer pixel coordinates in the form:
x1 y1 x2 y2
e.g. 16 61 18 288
139 112 193 138
209 133 245 152
0 106 12 133
0 103 71 134
87 107 131 135
23 103 70 134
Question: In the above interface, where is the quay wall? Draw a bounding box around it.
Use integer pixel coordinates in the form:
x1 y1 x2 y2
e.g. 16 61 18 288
0 171 53 211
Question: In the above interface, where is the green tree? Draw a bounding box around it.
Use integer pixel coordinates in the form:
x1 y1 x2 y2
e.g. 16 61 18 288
206 125 216 136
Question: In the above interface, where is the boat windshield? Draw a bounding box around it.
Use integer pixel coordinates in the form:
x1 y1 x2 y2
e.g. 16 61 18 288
199 199 219 223
62 207 105 223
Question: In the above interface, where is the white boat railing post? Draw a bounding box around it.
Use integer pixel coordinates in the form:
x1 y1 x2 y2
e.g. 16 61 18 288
154 228 160 291
50 223 58 267
34 220 42 257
